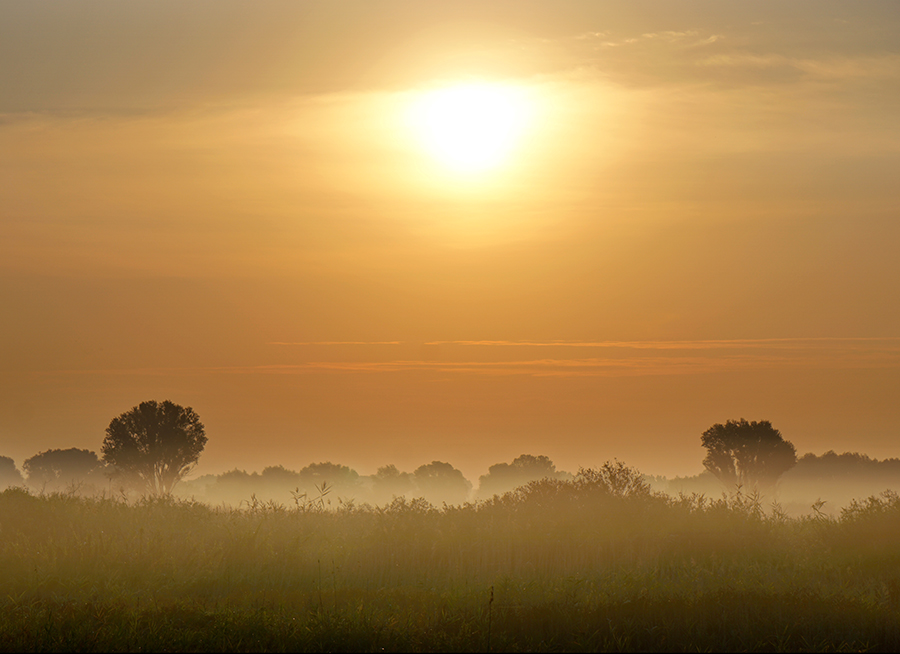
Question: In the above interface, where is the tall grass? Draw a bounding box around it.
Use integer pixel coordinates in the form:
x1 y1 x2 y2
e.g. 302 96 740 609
2 462 899 652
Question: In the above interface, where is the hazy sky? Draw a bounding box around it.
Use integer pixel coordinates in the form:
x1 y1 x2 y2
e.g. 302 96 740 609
2 0 899 482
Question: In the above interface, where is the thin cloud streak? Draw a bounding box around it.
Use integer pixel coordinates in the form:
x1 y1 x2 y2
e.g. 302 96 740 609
231 352 900 376
268 341 404 345
267 337 900 350
422 337 900 350
35 348 900 379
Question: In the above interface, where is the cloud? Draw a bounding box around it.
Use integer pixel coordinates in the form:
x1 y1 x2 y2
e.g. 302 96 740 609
792 54 900 81
269 341 404 346
37 337 900 379
567 27 718 52
573 31 609 40
695 53 792 69
421 337 900 351
696 52 900 82
642 31 699 40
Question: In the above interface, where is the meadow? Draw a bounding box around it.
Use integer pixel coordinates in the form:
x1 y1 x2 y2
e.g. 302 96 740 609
2 461 899 652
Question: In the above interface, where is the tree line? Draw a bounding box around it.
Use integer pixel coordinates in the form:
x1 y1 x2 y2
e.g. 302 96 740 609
2 400 898 508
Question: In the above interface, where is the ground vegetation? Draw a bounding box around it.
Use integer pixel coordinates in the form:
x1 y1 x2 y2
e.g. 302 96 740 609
2 461 900 652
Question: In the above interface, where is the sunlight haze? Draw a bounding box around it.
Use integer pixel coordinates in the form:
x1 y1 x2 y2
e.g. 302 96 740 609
1 0 899 486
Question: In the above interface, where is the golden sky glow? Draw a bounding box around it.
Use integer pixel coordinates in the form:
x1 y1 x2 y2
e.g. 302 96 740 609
1 0 899 483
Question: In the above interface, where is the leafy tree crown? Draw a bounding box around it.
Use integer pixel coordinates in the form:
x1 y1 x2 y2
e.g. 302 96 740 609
701 418 796 491
22 448 103 490
102 400 206 496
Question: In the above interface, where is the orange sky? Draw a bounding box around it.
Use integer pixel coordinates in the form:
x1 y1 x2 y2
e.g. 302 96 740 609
2 0 899 483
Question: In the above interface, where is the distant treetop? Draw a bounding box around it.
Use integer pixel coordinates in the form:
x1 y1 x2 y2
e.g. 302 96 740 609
22 448 104 492
701 418 797 493
478 454 567 498
0 455 25 490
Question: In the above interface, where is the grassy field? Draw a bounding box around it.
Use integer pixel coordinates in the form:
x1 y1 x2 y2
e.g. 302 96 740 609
2 461 899 652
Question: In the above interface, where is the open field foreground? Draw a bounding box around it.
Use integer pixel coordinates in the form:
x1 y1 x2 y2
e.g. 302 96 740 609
2 465 900 653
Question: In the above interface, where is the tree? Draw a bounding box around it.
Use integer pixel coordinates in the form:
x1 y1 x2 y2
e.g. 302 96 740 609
261 465 301 485
477 454 566 498
371 464 415 505
22 448 105 492
298 461 360 491
102 400 207 496
412 461 472 506
0 456 25 490
701 419 797 492
210 469 262 506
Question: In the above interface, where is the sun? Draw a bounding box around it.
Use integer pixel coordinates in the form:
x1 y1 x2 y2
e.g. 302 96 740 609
407 82 533 174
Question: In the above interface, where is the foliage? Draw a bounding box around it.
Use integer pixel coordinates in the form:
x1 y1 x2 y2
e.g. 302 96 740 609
793 450 900 479
101 400 207 496
298 462 360 493
477 454 568 498
412 460 472 506
2 463 900 652
370 464 415 505
21 448 105 492
577 459 655 498
260 465 301 483
0 455 24 490
701 418 797 492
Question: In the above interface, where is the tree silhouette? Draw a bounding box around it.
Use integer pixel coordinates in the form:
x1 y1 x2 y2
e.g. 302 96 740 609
371 464 415 504
0 456 25 490
297 462 360 500
791 451 900 481
101 400 207 496
413 461 472 506
701 419 796 492
477 454 567 498
261 465 301 485
22 448 104 492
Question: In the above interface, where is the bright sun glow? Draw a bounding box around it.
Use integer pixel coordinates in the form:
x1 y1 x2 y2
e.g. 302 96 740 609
408 82 533 174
